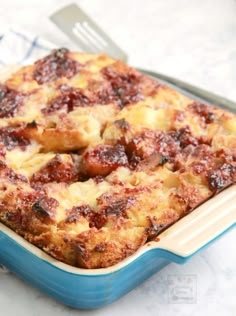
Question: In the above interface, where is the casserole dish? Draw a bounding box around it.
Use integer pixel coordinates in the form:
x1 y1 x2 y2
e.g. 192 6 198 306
0 184 235 309
0 66 235 309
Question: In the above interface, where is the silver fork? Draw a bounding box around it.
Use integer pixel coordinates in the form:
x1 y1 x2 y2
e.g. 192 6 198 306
50 3 236 113
50 3 127 62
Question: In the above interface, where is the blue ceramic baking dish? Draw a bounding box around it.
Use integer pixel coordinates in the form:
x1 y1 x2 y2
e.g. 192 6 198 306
0 185 235 309
0 69 235 309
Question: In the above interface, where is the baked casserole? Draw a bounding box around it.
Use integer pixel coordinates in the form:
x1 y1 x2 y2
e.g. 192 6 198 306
0 49 235 268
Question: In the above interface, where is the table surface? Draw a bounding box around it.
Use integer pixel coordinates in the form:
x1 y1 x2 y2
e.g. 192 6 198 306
0 0 235 315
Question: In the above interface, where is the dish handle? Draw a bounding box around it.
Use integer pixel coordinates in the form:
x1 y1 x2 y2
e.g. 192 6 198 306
156 185 236 260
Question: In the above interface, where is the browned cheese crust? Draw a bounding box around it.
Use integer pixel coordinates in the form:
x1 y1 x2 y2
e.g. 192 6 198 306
0 49 235 268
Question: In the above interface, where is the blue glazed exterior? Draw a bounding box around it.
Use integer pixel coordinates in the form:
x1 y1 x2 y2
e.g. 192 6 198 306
0 231 170 309
0 224 234 309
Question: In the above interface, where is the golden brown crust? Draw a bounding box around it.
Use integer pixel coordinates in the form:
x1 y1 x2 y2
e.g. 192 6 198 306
0 48 235 268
